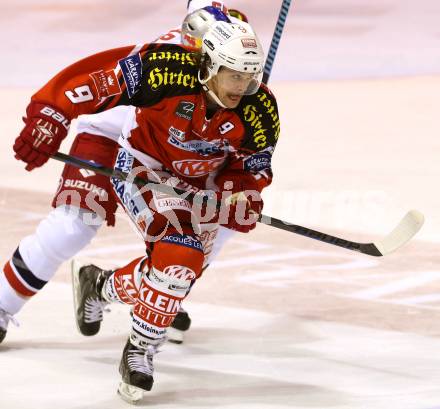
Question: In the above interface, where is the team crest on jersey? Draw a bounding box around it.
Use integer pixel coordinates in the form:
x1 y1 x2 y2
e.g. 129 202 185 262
175 101 195 121
172 157 225 177
90 69 121 99
119 54 143 98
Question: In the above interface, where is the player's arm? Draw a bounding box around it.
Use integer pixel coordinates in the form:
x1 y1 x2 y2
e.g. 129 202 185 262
13 44 153 171
33 45 150 118
215 86 281 232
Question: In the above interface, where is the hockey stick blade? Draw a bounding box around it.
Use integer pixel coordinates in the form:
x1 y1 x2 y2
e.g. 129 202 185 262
368 209 424 256
259 210 424 257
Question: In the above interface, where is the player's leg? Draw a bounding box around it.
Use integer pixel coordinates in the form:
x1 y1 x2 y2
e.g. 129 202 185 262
0 206 103 342
118 225 204 401
109 150 205 400
71 225 204 401
0 133 118 343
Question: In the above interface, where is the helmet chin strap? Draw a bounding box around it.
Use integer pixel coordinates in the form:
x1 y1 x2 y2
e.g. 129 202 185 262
202 84 227 109
198 70 227 109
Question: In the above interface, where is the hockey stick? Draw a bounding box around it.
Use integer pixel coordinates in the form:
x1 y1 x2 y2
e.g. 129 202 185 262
262 0 292 84
52 152 424 257
254 3 425 253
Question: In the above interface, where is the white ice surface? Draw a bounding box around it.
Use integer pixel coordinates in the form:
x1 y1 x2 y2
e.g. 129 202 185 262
2 282 440 409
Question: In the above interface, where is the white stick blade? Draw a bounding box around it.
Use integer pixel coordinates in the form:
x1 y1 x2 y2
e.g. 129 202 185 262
373 210 424 256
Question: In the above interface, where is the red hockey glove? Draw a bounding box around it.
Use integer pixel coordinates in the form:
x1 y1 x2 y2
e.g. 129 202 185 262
221 191 263 233
216 173 263 233
13 101 70 171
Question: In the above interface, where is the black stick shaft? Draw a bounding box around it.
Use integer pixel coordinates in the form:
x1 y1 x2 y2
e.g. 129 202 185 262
263 0 292 84
52 152 382 257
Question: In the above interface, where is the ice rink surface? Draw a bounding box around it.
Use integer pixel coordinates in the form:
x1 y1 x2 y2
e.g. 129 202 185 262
1 1 440 408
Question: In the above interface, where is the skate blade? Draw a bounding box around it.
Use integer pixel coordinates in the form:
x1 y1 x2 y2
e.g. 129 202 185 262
70 259 83 334
118 381 144 404
167 327 184 344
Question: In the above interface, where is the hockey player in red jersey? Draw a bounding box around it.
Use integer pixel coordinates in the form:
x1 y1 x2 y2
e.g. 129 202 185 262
0 2 238 345
8 16 280 401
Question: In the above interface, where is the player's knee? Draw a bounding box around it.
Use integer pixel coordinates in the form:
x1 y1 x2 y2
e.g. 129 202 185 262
19 205 102 281
148 226 204 296
39 205 102 257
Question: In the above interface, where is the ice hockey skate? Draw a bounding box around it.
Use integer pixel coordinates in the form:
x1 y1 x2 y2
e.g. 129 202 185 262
0 307 14 344
117 334 164 404
167 307 192 344
71 260 112 336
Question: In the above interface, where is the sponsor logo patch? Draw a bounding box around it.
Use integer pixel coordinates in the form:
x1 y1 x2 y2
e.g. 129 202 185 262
114 149 134 174
112 149 139 215
111 177 140 216
172 157 225 177
244 61 260 66
242 92 281 149
63 179 107 198
114 274 137 304
147 51 197 66
163 265 197 281
175 101 195 121
119 54 143 98
169 126 185 142
244 151 272 172
253 91 281 143
161 233 204 252
153 194 191 211
138 278 183 312
79 168 96 178
148 68 198 91
168 134 224 156
32 119 55 148
89 69 121 99
241 38 257 48
214 25 232 40
203 39 215 51
39 106 70 130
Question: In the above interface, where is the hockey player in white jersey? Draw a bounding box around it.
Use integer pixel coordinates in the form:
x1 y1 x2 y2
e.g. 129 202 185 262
0 1 246 344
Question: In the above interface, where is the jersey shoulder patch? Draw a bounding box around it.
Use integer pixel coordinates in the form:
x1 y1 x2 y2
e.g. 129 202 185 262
236 85 281 152
140 44 201 105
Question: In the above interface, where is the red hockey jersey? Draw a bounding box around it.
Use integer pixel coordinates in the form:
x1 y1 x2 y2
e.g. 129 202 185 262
31 43 281 192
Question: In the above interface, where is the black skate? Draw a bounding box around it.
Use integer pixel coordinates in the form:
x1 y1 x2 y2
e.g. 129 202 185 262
118 335 164 404
0 308 11 343
167 307 192 344
0 307 18 344
71 260 112 336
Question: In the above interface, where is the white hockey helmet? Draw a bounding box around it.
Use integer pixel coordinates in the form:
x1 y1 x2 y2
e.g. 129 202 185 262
182 6 230 50
199 21 265 100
